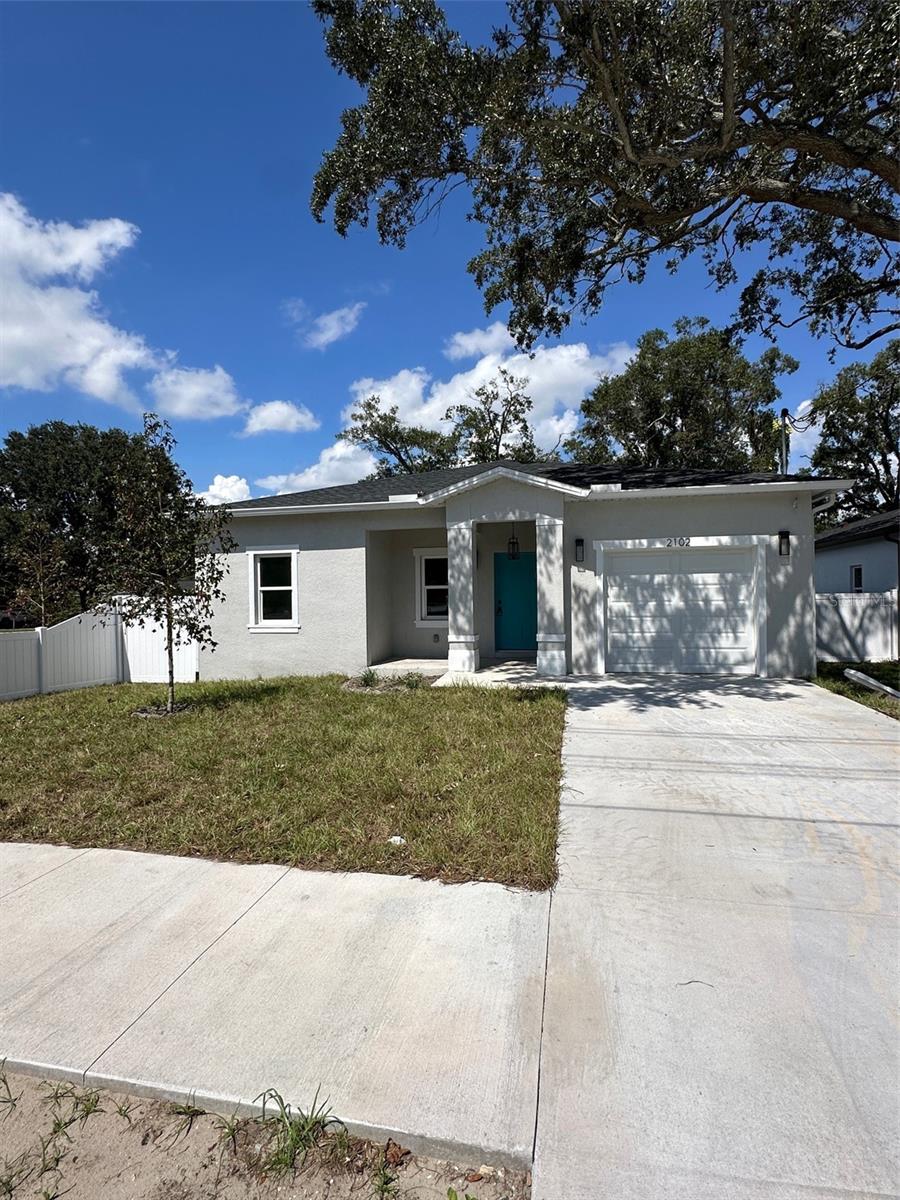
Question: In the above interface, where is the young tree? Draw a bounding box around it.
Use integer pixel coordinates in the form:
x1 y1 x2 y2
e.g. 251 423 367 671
446 366 541 463
808 339 899 522
311 0 898 354
338 395 458 476
103 415 236 714
567 318 795 470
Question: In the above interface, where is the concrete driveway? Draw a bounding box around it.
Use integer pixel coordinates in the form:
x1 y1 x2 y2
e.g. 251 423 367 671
533 677 899 1200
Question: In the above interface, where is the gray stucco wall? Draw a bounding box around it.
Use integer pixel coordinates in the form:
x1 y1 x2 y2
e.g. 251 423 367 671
203 508 445 680
815 538 898 593
565 490 817 677
204 485 819 681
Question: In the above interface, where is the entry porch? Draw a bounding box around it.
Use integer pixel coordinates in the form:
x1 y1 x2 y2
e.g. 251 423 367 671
365 512 568 676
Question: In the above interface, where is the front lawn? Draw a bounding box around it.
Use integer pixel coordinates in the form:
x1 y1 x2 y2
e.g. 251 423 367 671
0 676 566 889
815 660 900 720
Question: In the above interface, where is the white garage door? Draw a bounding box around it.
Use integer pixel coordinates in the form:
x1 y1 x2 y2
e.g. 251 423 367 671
605 546 757 674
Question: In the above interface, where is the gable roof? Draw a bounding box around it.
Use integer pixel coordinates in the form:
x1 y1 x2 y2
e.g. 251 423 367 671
228 459 845 513
815 508 900 549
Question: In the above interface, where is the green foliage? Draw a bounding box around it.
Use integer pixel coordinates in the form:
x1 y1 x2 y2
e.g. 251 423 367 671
339 394 458 477
339 367 546 474
809 339 899 521
101 415 236 713
0 421 180 623
312 0 898 353
255 1088 339 1174
447 366 540 463
568 317 794 470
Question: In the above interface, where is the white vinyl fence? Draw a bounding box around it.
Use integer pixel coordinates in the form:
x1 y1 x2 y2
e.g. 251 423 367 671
816 590 898 663
0 608 199 702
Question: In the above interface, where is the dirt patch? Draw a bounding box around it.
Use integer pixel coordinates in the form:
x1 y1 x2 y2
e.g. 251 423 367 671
0 1072 530 1199
341 672 437 694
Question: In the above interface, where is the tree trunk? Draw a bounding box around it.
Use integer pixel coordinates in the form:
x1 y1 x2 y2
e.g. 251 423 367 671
165 602 175 714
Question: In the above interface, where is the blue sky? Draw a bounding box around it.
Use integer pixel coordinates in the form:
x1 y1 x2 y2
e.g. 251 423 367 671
0 1 873 499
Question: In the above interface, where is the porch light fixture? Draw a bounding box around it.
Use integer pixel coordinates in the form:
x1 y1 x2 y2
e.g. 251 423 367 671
778 530 791 557
507 523 520 560
575 537 585 563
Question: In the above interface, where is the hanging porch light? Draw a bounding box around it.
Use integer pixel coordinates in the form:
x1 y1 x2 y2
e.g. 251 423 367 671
507 523 520 560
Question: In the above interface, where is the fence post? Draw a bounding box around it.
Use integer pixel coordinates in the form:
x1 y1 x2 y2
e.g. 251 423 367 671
35 625 46 694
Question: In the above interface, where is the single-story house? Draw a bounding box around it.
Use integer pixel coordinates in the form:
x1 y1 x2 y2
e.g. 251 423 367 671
207 461 853 681
814 509 899 594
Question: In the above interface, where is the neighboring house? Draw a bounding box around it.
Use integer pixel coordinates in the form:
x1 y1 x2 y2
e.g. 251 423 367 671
207 460 852 681
814 509 900 594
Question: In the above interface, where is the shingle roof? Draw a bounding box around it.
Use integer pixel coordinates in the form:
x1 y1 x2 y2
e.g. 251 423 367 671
815 508 900 548
228 459 835 511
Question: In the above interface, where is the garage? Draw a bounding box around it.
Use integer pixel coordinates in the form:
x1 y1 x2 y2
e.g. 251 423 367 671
602 541 761 675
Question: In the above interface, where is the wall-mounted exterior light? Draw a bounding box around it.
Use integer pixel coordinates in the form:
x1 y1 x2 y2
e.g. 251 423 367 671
507 523 520 560
575 537 585 563
778 530 791 557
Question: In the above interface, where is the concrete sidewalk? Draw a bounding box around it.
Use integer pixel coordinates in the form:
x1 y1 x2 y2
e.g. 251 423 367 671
0 844 549 1167
533 677 900 1200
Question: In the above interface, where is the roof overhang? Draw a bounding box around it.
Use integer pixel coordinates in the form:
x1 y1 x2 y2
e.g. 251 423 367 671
418 465 591 505
228 473 855 517
583 478 855 503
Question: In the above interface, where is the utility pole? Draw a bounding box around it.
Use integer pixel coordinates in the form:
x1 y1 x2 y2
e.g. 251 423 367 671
780 407 789 475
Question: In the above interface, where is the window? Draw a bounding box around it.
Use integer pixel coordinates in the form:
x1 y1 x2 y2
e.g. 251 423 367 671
414 549 449 626
247 549 300 631
851 564 863 593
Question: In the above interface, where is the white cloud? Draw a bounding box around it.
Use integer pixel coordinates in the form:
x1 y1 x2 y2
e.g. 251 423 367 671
0 191 155 407
255 441 377 495
284 298 367 351
241 400 320 436
347 333 634 451
147 364 244 420
443 320 514 361
198 474 252 505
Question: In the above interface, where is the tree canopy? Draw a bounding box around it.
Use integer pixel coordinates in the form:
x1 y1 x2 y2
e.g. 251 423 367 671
808 338 899 521
567 317 795 469
312 0 898 353
339 366 546 473
0 421 180 623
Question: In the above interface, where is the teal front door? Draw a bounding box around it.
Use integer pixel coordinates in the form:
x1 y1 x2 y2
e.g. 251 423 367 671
494 552 538 652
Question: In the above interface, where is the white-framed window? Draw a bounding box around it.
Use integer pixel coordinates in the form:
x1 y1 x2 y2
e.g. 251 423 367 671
851 564 863 593
247 548 300 632
413 548 449 627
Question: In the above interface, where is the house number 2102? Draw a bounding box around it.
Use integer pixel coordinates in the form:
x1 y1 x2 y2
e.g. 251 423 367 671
665 536 691 547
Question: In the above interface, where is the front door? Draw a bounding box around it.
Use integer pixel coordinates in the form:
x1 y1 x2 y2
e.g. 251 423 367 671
494 552 538 652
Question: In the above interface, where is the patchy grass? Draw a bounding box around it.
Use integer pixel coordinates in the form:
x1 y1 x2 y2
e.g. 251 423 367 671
815 660 900 720
0 1068 529 1200
0 676 565 889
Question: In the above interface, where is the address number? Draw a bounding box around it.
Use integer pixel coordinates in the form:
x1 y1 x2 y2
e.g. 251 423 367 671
665 536 691 547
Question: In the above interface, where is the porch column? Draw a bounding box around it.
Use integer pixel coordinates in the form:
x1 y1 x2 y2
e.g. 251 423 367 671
536 515 567 675
447 519 479 672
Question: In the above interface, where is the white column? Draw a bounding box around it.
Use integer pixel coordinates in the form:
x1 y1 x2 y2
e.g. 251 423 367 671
536 516 567 675
447 519 479 672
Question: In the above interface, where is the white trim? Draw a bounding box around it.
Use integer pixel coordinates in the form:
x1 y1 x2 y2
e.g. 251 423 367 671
413 547 449 628
232 499 423 517
585 479 854 503
420 466 590 505
228 476 854 517
246 547 300 632
592 534 768 676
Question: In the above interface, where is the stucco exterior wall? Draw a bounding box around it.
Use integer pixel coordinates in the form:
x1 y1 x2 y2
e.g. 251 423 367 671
565 490 817 678
378 527 448 661
203 509 444 680
814 538 897 593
